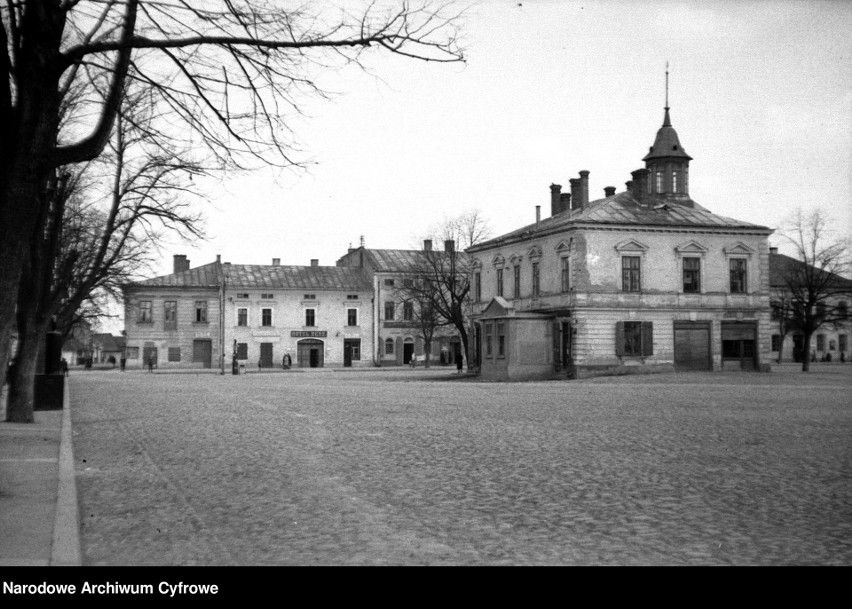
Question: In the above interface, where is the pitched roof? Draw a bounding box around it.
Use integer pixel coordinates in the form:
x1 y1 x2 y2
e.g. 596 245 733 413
92 333 125 352
365 249 434 272
225 264 372 291
125 259 372 292
469 191 771 252
769 252 852 291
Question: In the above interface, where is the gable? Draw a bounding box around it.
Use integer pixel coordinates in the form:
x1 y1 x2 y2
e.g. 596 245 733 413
675 240 709 254
724 241 756 256
480 297 514 318
614 238 649 253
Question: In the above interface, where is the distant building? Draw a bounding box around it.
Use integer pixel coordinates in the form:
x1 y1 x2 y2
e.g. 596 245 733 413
91 333 125 364
336 243 466 366
122 255 373 370
467 103 774 380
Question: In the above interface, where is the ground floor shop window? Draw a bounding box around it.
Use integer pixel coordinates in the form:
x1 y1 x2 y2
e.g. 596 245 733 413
484 323 493 357
168 347 181 362
771 334 782 352
840 334 848 353
616 321 653 357
236 342 248 360
126 347 139 359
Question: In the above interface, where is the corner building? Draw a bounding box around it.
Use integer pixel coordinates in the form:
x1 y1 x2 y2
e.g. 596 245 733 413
467 105 774 380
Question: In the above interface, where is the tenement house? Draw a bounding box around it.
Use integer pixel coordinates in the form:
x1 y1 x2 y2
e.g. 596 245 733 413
122 255 374 369
467 103 774 380
337 241 466 366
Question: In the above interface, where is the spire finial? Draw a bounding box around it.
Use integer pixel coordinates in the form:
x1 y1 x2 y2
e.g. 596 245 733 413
665 61 669 109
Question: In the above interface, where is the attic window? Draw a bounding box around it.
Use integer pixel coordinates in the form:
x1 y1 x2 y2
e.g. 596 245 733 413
347 295 358 300
236 293 249 299
303 294 316 300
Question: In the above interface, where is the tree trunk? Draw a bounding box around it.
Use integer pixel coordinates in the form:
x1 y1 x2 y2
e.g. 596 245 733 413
801 332 812 372
5 320 46 423
424 340 431 368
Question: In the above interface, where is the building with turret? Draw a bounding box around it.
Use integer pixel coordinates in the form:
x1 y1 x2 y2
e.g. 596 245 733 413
467 100 774 380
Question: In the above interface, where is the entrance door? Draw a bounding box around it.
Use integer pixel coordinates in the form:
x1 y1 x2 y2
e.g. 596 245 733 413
721 322 757 370
192 339 212 368
674 321 712 370
260 342 273 368
343 339 360 367
792 334 804 362
297 339 324 368
561 322 573 373
142 346 158 368
403 342 414 365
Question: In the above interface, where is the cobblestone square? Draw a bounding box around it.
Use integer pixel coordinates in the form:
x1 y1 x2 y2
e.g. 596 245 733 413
69 365 852 565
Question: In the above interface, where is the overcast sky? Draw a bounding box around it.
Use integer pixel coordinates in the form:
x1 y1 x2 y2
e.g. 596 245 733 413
129 0 850 326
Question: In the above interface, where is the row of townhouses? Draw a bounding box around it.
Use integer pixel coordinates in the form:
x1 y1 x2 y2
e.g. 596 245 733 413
122 101 850 378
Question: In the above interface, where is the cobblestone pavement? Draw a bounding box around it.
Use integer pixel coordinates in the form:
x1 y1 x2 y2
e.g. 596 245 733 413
68 366 852 565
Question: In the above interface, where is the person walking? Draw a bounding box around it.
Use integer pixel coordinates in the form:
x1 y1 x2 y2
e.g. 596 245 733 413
147 354 154 373
456 355 463 374
120 355 126 372
60 357 69 377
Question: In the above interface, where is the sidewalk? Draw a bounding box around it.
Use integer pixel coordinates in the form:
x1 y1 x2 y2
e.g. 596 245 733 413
0 383 81 566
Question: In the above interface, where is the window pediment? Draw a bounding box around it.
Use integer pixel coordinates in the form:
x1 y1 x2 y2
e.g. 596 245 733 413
554 240 571 253
491 254 505 267
527 245 543 259
724 242 755 256
509 253 523 265
675 240 708 255
615 239 649 253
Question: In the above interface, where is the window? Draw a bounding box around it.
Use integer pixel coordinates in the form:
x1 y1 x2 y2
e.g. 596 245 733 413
816 334 825 351
236 343 248 360
384 279 395 287
237 308 248 326
347 294 359 300
496 269 503 297
384 301 395 321
839 301 849 319
261 308 272 327
616 321 653 357
622 256 641 292
403 301 414 321
829 339 836 351
236 293 249 299
261 293 274 299
513 266 521 298
771 334 782 352
683 257 701 293
303 294 316 300
164 301 177 330
840 335 848 353
126 347 139 359
532 262 540 297
168 347 181 362
385 338 394 355
816 303 826 319
656 171 663 193
347 340 361 360
403 278 413 288
305 309 315 327
485 323 493 357
195 300 208 322
497 322 505 357
138 301 152 323
347 308 358 326
729 259 747 293
672 171 679 193
475 272 482 301
561 258 570 292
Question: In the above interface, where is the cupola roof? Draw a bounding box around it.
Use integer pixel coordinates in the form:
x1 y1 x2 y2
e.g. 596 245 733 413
643 107 692 161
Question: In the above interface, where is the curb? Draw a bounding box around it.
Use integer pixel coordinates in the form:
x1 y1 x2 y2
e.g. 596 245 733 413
51 382 81 566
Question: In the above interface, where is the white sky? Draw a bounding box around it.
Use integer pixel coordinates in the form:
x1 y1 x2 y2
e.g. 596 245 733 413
117 0 851 330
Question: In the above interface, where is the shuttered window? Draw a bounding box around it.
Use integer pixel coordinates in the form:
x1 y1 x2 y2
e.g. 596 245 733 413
615 321 653 356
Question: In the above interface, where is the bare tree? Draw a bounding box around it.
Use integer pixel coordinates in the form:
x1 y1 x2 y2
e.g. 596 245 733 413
5 86 204 422
0 1 465 391
774 208 852 372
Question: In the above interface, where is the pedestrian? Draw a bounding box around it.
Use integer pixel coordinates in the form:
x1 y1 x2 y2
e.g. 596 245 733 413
258 357 263 371
147 355 154 373
60 357 69 377
282 353 291 370
841 351 846 364
120 355 126 372
456 355 463 374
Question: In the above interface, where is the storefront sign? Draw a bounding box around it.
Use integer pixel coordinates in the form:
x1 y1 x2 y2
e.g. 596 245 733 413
291 330 327 337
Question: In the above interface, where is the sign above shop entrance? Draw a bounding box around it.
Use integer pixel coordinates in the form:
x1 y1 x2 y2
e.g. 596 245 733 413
291 331 327 338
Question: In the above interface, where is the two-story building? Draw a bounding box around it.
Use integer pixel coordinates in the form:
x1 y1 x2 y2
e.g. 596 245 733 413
122 255 374 370
336 243 465 367
467 104 774 380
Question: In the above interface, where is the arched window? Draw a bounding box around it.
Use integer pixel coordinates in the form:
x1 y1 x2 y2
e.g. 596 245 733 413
385 338 394 355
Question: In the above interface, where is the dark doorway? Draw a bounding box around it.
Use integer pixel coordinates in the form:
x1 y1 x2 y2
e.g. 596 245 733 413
343 339 360 367
561 322 573 374
721 322 757 370
403 342 414 365
792 334 804 362
192 339 212 368
142 346 158 368
298 339 324 368
260 342 273 368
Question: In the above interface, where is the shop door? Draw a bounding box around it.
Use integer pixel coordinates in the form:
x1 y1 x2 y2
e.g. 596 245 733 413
403 342 414 365
343 339 360 367
192 339 212 368
674 321 712 370
721 322 757 370
260 342 273 368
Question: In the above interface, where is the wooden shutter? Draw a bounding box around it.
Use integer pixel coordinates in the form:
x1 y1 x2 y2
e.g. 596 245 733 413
615 321 625 356
642 322 654 356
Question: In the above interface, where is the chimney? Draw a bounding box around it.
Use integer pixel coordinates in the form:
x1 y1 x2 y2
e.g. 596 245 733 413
579 170 590 209
631 168 650 201
272 258 280 266
444 240 455 253
216 254 221 263
550 184 562 216
359 235 365 248
625 180 633 192
173 254 189 274
535 205 541 229
569 178 582 211
310 259 319 267
604 186 616 197
769 247 778 255
424 239 433 251
560 193 571 213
